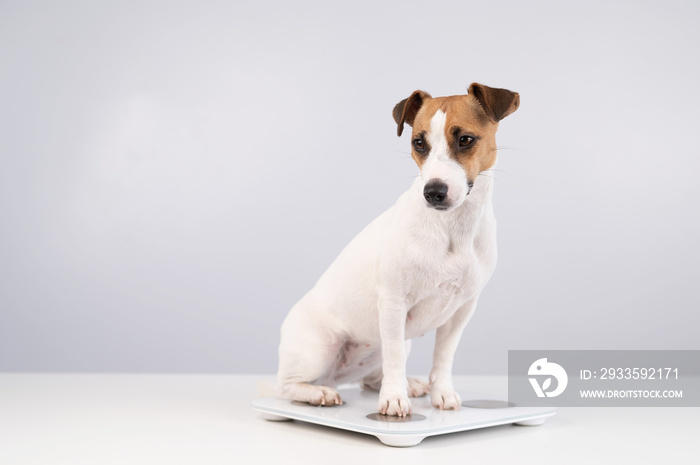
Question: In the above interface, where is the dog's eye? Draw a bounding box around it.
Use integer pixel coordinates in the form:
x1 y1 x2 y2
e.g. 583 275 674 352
413 138 425 151
459 135 475 147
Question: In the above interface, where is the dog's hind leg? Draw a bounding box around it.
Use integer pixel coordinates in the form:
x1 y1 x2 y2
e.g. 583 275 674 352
407 377 430 397
361 368 383 392
276 305 344 406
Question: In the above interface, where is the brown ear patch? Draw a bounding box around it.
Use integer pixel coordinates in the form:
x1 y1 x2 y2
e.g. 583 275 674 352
393 90 431 136
467 83 519 122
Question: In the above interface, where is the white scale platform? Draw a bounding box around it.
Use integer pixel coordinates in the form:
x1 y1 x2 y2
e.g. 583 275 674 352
252 388 556 447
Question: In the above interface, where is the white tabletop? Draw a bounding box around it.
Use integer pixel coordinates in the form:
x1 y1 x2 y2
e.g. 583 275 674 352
0 374 696 464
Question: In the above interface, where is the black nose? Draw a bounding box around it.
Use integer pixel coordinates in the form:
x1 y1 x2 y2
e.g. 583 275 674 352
423 180 448 206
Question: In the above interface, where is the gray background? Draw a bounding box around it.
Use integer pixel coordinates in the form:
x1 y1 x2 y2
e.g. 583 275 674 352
1 0 698 376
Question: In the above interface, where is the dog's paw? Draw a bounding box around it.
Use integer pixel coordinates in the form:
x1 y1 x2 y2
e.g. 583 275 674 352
431 388 462 410
307 386 343 406
407 377 430 397
378 387 412 416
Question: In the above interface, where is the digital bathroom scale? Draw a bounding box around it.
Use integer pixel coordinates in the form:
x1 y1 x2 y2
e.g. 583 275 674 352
252 387 556 447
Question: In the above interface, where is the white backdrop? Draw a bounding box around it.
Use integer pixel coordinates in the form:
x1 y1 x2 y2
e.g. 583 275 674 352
1 0 698 375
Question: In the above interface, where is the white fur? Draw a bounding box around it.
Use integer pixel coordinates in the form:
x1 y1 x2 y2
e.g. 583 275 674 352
276 112 498 416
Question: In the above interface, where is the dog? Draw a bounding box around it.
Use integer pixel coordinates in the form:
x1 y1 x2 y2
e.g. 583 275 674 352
276 82 519 416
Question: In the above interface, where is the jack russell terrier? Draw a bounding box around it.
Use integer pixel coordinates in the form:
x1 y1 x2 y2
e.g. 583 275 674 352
276 83 519 416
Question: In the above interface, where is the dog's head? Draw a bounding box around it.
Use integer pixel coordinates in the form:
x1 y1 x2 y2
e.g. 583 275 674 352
393 83 519 211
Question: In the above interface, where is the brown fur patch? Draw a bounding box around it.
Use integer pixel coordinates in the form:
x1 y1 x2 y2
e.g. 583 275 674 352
413 96 497 182
393 83 518 180
468 83 520 123
393 90 431 137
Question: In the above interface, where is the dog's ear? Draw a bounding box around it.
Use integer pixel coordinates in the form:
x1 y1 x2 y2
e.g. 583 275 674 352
468 83 520 122
393 90 431 137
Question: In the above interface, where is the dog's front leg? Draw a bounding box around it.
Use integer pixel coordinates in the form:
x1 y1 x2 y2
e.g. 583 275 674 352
429 298 479 410
377 296 411 416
